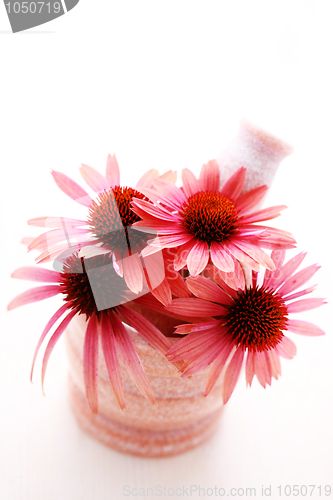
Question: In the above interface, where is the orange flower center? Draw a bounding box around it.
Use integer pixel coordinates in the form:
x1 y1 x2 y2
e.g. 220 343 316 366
181 191 238 243
225 287 288 352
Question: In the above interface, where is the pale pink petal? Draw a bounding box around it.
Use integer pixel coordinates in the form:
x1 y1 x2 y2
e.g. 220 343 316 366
231 239 275 270
199 160 220 192
30 303 69 381
204 341 235 396
148 278 172 306
151 179 187 210
36 242 90 265
28 228 90 252
79 246 111 259
123 253 144 294
28 217 86 228
187 241 210 276
141 251 165 291
110 312 156 405
186 275 229 303
7 285 60 310
234 185 269 214
167 326 223 360
173 240 195 271
267 349 281 380
287 298 326 313
245 350 255 386
119 305 173 356
158 170 177 183
141 233 193 256
240 205 287 224
136 169 159 188
263 249 286 286
11 267 60 283
253 351 271 388
132 197 177 221
21 237 34 246
206 263 243 296
283 285 317 302
220 167 246 200
278 264 320 297
167 298 227 317
100 313 125 410
267 252 306 289
287 320 325 336
182 337 228 377
112 248 123 277
105 154 120 187
222 348 245 403
182 168 200 198
51 170 92 207
224 241 261 271
80 164 110 192
275 336 297 359
210 242 235 272
82 314 99 414
168 272 191 298
41 309 76 391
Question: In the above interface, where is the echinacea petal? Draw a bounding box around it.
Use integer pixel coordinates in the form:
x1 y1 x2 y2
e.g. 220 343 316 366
41 309 77 392
220 167 246 200
105 154 120 187
240 205 287 224
268 251 306 289
27 216 86 228
186 275 231 304
275 336 297 359
263 249 286 286
222 347 245 403
234 185 269 214
278 264 320 297
82 314 99 414
231 239 275 270
287 298 326 313
80 164 110 192
245 350 255 386
204 341 235 397
110 312 156 405
210 242 235 273
224 241 261 271
136 169 159 188
199 160 220 192
187 241 209 276
30 303 69 381
267 349 281 380
253 351 271 388
286 319 325 336
11 267 60 283
100 313 125 410
122 253 143 294
182 168 200 198
51 170 92 207
167 298 227 317
151 179 187 210
7 285 60 311
158 170 177 183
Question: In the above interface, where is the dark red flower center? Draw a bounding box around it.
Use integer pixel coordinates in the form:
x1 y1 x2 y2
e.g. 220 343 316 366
225 286 288 352
181 191 238 243
87 186 148 254
58 253 130 318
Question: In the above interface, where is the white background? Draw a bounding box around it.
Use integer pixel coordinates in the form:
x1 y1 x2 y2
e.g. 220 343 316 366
0 1 332 499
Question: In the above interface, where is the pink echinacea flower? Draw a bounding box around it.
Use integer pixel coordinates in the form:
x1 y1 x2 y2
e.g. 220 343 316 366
166 250 325 403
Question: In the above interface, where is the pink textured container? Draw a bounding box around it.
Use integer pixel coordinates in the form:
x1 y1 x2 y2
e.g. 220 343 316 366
66 314 224 458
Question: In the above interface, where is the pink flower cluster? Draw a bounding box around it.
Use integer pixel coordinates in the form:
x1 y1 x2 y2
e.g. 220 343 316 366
9 155 325 412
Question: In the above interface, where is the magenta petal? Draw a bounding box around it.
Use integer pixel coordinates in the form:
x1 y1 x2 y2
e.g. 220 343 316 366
221 167 246 200
136 169 159 188
222 347 244 403
105 154 120 187
51 170 92 207
110 312 156 405
120 305 173 356
41 309 76 392
187 240 209 276
287 319 325 336
83 314 99 414
100 314 125 410
182 168 200 198
7 285 60 311
11 267 60 283
80 164 110 192
253 351 271 388
199 160 220 192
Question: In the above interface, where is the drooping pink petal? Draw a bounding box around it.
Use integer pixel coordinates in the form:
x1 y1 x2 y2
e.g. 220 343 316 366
167 326 223 360
240 205 287 224
206 264 242 296
182 168 200 198
51 170 92 207
224 241 261 271
268 252 306 289
283 285 317 302
105 154 120 187
7 285 60 311
158 170 177 183
174 320 219 335
168 272 191 298
150 179 187 210
275 336 297 359
27 216 86 228
79 246 111 259
21 237 34 246
123 253 143 294
253 351 271 388
110 312 156 405
187 240 210 276
148 277 172 306
263 249 286 286
287 298 326 313
220 167 246 200
210 242 235 272
167 297 227 317
278 264 321 297
245 350 255 386
142 251 166 291
112 248 123 277
80 164 110 192
231 239 275 270
100 313 125 410
181 336 228 377
36 241 90 265
222 347 245 403
119 305 173 356
41 309 77 392
234 185 269 214
286 320 325 336
11 267 60 283
30 303 69 381
199 160 220 192
173 240 195 271
204 341 235 396
132 197 177 221
82 314 99 414
141 233 194 255
136 169 159 188
267 349 281 380
186 275 231 304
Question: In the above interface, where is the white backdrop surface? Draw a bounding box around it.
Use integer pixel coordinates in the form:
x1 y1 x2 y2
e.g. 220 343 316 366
0 2 332 499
